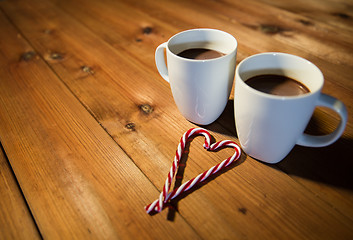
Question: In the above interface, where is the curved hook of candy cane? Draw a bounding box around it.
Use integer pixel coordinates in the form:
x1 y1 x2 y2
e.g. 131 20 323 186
154 128 212 213
144 128 241 214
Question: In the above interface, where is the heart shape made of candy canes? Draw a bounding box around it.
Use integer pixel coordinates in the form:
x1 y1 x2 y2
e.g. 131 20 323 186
145 128 242 214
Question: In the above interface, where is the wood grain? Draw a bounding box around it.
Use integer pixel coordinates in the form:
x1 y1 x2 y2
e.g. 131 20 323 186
255 0 353 32
55 0 353 122
0 0 352 239
0 145 41 239
0 9 199 240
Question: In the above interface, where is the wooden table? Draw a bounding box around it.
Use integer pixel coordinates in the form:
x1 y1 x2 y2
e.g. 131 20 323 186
1 0 352 239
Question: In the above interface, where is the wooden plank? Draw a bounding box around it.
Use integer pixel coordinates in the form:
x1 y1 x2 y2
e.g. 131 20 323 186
53 0 353 122
53 0 353 219
254 0 353 32
116 0 353 113
1 0 352 239
0 9 200 240
82 0 353 222
0 145 41 239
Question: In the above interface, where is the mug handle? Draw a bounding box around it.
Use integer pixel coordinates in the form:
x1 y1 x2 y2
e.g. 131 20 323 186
155 42 169 83
297 93 348 147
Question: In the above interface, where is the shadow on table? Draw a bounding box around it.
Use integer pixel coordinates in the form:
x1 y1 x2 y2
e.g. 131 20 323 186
203 99 353 192
197 99 237 138
275 137 353 191
165 99 353 221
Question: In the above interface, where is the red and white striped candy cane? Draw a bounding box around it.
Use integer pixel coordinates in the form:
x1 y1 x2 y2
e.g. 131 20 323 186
145 128 241 214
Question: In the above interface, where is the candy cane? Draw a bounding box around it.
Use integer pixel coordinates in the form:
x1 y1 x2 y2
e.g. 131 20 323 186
145 128 241 214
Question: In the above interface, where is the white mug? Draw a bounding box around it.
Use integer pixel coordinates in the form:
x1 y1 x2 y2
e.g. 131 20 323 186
155 29 237 125
234 52 348 163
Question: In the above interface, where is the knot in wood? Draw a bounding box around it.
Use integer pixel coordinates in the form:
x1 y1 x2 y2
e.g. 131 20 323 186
20 51 36 61
143 26 152 35
260 24 285 34
298 19 313 26
139 104 153 114
50 52 64 60
81 66 94 74
238 207 247 215
332 12 350 19
125 122 136 130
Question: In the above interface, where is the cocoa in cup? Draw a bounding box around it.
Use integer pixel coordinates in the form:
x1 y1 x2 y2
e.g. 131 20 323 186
234 52 347 163
155 29 237 125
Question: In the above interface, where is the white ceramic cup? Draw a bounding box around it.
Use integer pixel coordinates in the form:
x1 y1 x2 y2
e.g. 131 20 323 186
155 29 237 125
234 52 348 164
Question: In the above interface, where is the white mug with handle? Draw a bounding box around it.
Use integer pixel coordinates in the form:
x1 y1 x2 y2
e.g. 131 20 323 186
234 52 348 163
155 28 238 125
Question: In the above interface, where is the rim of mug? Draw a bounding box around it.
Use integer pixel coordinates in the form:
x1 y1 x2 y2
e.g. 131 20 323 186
236 52 324 100
166 28 238 62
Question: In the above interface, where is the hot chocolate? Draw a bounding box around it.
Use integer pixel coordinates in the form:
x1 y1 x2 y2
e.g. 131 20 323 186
177 48 225 60
245 74 310 96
